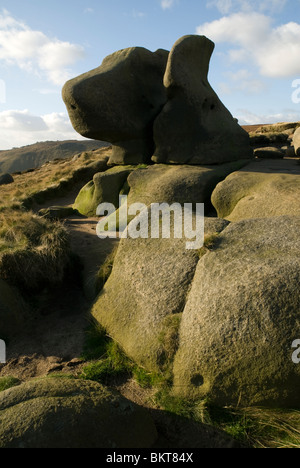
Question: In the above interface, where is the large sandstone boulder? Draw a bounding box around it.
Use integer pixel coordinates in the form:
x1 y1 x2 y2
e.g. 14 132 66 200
152 35 253 165
92 216 229 372
62 47 168 165
211 159 300 221
102 160 250 230
0 378 157 448
173 216 300 407
74 166 137 217
293 126 300 156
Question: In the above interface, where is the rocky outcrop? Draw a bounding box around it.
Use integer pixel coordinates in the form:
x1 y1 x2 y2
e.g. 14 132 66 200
152 36 252 165
96 160 249 226
211 159 300 221
74 166 137 217
173 216 300 407
63 35 252 166
92 217 229 372
62 47 169 165
92 213 300 408
0 378 157 448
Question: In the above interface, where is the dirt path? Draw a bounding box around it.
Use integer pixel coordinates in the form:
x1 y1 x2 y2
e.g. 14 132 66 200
0 189 120 382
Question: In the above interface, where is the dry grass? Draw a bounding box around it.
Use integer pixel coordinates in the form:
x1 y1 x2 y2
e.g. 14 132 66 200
0 208 71 290
0 147 111 211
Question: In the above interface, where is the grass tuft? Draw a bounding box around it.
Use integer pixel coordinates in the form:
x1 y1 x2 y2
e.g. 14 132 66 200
0 376 21 392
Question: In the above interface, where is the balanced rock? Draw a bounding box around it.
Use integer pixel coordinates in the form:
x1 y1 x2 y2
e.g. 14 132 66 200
152 35 253 165
0 378 157 448
211 159 300 221
173 216 300 407
63 35 253 166
62 47 168 165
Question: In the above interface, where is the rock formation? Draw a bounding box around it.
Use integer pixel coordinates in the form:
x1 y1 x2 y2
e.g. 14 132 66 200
0 378 157 448
211 159 300 221
62 47 169 165
152 35 252 164
63 35 253 165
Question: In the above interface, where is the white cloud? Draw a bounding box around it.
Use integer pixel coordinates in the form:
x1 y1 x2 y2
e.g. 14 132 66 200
84 8 94 14
197 12 300 77
0 110 85 149
236 108 300 125
0 9 85 86
207 0 287 14
160 0 177 10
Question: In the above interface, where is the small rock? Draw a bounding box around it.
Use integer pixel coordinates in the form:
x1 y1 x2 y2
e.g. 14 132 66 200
254 147 284 159
0 173 14 186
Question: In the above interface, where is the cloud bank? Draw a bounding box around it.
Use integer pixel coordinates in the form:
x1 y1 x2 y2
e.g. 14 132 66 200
197 11 300 78
0 9 85 85
0 110 85 150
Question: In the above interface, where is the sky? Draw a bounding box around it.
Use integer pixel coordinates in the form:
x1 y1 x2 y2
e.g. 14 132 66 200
0 0 300 150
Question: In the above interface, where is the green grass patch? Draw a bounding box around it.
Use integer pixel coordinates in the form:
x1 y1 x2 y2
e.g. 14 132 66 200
0 376 20 392
80 321 166 388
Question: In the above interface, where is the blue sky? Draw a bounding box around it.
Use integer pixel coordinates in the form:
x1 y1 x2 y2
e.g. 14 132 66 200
0 0 300 149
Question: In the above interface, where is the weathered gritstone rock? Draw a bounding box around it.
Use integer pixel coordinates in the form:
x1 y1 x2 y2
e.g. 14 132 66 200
0 378 157 448
74 165 138 217
92 216 229 371
62 47 168 165
211 159 300 221
152 35 253 165
102 160 250 229
63 35 252 166
173 216 300 407
254 147 284 159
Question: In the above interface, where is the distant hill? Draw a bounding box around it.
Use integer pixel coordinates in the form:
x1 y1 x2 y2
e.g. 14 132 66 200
0 140 109 174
